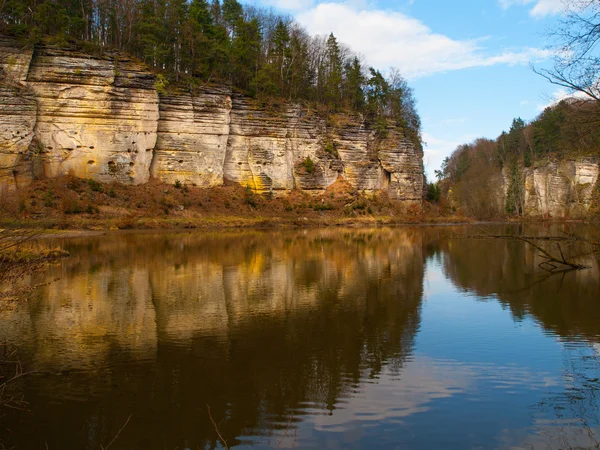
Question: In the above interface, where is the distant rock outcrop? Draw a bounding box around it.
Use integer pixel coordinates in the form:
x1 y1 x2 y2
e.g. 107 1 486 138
519 160 599 217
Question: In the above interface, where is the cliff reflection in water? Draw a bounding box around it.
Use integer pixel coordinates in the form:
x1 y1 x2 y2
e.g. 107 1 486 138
1 229 425 449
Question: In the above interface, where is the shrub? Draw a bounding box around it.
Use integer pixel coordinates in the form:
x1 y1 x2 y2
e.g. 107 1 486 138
244 186 257 208
43 190 54 207
303 157 315 174
323 141 339 157
88 178 103 192
426 183 441 203
312 203 334 211
155 74 169 95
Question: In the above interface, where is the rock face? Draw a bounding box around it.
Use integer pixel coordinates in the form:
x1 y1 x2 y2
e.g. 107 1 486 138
0 36 424 203
26 45 159 184
151 88 231 187
502 160 599 217
0 37 37 190
154 94 424 200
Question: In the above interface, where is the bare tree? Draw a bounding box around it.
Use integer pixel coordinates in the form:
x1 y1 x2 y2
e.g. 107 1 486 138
534 1 600 102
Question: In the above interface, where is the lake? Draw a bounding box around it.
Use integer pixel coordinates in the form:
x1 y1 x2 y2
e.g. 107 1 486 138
1 225 600 449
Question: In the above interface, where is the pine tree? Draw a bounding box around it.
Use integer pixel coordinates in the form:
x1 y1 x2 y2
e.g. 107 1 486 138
366 67 389 117
344 57 365 111
136 0 169 68
288 30 313 100
185 0 216 77
222 0 242 38
323 33 343 107
230 17 261 91
272 19 290 96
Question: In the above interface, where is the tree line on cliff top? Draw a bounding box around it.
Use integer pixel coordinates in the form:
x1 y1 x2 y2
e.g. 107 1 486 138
0 0 421 145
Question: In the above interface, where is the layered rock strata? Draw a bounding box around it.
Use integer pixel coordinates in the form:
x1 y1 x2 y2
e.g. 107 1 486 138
26 46 159 184
502 160 599 217
0 37 37 190
523 160 599 217
153 95 424 200
0 36 424 203
151 88 231 188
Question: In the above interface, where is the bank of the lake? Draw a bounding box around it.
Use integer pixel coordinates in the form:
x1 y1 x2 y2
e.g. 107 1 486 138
1 175 473 231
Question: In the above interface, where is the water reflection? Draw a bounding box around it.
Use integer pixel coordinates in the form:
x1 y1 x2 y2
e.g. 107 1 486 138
0 226 599 449
1 229 424 449
436 224 600 449
439 225 600 341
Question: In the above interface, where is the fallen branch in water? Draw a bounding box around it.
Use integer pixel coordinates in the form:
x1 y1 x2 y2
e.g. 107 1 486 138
101 413 132 450
472 226 590 272
207 405 229 450
520 238 588 272
0 347 30 413
276 415 295 450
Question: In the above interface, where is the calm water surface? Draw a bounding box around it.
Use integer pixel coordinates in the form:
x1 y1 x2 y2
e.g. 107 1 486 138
1 225 600 449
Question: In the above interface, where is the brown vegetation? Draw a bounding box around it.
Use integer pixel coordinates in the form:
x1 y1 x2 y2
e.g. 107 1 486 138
0 187 69 300
0 175 465 230
0 346 28 417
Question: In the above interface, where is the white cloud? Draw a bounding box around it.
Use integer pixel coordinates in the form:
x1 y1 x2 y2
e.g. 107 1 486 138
499 0 565 18
530 0 565 17
297 2 550 79
422 133 466 179
258 0 315 11
536 87 590 111
499 0 527 10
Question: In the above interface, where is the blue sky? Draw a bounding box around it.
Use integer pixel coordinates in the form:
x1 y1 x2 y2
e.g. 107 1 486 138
244 0 571 179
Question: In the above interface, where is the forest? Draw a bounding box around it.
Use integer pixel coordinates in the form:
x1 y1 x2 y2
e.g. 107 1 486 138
434 99 600 218
0 0 421 145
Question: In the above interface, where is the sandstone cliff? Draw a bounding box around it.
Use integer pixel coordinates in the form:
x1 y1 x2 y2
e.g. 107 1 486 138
449 160 600 218
518 160 599 217
0 37 424 203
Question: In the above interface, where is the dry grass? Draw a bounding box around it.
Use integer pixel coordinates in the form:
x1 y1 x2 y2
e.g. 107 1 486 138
0 175 467 231
0 346 28 415
0 240 68 287
0 249 68 304
0 192 66 300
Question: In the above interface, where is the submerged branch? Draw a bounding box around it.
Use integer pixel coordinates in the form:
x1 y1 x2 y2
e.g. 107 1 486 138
472 226 590 272
207 405 229 450
101 413 132 450
519 237 588 271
